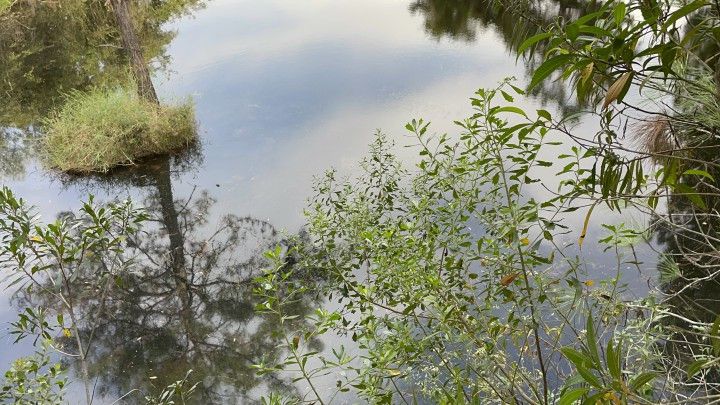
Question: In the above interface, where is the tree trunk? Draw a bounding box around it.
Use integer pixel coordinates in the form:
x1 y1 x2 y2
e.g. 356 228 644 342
153 157 197 346
154 157 187 282
109 0 159 104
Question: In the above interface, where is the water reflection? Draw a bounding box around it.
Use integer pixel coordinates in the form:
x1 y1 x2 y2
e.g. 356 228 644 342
0 0 204 128
0 0 207 185
0 128 37 180
15 157 322 403
409 0 600 110
0 0 678 401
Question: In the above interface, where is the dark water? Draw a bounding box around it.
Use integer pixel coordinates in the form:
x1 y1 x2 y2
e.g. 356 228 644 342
0 1 661 403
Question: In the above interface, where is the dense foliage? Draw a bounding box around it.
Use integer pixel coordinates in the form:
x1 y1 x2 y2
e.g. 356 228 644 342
255 85 660 403
2 0 720 403
253 0 720 403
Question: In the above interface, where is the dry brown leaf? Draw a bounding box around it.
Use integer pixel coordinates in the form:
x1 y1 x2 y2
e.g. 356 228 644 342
500 272 519 286
602 71 632 110
581 62 594 84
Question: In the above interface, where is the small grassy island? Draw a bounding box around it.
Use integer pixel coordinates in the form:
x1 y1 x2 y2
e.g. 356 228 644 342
43 87 196 173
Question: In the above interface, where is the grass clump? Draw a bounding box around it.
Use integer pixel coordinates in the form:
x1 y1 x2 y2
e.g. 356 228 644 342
0 0 11 14
43 87 196 173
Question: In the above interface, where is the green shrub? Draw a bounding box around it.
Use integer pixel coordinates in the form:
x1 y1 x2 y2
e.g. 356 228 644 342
0 345 66 405
254 82 667 404
43 87 196 173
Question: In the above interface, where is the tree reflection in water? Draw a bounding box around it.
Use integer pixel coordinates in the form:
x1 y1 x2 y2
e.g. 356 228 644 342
0 0 205 127
0 128 38 180
15 155 323 404
409 0 602 111
0 0 206 181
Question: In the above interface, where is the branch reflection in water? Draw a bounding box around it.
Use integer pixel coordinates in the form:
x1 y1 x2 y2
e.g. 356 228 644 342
14 154 326 403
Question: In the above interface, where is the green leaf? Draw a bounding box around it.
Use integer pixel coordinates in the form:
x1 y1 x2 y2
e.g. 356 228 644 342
576 366 603 389
573 9 607 26
559 387 589 405
614 2 627 26
562 347 596 371
586 314 600 364
686 360 708 378
682 169 715 182
579 25 611 37
606 340 621 380
566 23 580 41
510 84 526 95
674 183 706 209
630 372 657 390
537 109 552 121
517 32 552 55
580 62 594 85
494 106 528 118
711 314 720 356
662 0 707 30
528 54 574 91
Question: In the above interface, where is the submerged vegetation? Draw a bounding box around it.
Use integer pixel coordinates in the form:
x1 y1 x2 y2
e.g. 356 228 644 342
43 87 196 173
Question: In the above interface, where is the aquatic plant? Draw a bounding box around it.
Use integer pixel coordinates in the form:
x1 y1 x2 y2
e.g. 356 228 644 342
43 86 196 173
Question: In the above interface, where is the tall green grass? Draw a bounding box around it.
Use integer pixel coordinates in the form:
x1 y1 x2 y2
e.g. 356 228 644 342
0 0 12 14
43 87 196 173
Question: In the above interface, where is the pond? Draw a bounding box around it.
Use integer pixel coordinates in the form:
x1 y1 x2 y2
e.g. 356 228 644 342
0 0 665 403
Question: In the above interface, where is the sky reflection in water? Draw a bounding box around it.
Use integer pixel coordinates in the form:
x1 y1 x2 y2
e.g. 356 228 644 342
0 0 658 403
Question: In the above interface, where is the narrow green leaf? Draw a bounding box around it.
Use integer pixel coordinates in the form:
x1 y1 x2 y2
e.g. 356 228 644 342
686 360 708 378
510 84 526 95
674 183 706 209
559 387 589 405
494 106 528 118
710 314 720 356
606 339 621 380
614 2 627 26
517 32 552 55
537 109 552 121
574 9 607 26
528 54 574 91
586 314 600 364
683 169 715 181
577 366 603 389
630 371 657 390
663 0 707 30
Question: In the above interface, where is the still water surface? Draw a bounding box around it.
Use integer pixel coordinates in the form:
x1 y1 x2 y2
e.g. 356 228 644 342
0 1 658 403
